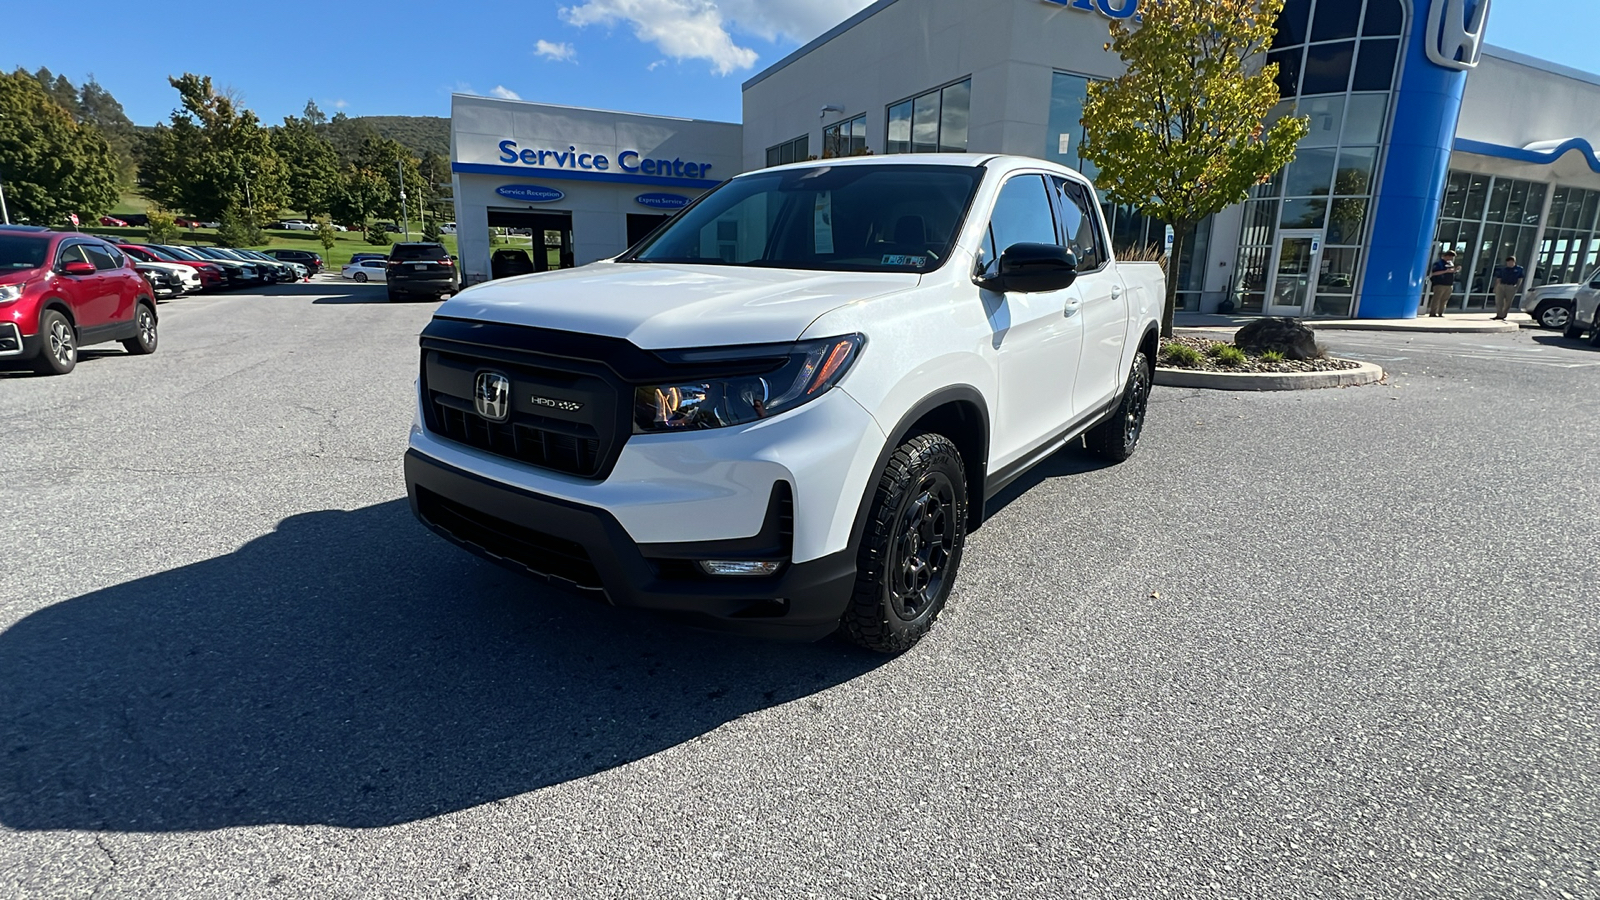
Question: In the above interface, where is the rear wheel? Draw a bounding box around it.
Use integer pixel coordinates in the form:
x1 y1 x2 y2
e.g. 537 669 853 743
121 303 158 355
1085 350 1153 462
354 272 368 283
33 310 76 375
841 433 968 654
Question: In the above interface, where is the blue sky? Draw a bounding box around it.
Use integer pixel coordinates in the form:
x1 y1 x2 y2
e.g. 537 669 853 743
1 0 1592 127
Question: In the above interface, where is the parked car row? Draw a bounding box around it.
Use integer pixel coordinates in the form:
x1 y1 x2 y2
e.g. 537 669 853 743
340 242 459 302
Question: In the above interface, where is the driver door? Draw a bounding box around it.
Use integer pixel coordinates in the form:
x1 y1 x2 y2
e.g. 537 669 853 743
979 173 1085 469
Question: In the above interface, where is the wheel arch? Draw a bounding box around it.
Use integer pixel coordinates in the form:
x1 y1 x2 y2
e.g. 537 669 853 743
39 298 77 332
848 386 991 552
1137 323 1159 372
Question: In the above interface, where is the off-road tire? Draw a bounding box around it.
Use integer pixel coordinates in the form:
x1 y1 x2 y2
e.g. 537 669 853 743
121 302 158 355
33 310 76 376
841 433 968 654
1084 350 1153 462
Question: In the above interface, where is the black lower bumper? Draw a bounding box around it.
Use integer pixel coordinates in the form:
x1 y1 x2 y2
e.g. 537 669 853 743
404 449 856 640
391 278 459 296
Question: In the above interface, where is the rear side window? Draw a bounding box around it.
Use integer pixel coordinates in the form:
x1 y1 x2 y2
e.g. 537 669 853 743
1053 177 1105 271
390 244 448 261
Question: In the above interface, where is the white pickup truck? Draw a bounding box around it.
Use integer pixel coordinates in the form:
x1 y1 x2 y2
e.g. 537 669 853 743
405 154 1164 652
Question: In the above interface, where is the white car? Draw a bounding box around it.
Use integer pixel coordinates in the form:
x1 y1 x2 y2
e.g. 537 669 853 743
1566 267 1600 342
128 259 202 294
440 223 457 235
1522 282 1580 330
341 259 387 283
281 221 316 232
403 154 1163 652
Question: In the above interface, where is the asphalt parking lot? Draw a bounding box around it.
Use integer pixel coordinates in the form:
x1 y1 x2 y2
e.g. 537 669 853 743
2 285 1596 899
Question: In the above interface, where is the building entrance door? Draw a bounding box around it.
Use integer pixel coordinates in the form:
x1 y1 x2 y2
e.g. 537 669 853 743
1266 230 1324 317
488 208 574 273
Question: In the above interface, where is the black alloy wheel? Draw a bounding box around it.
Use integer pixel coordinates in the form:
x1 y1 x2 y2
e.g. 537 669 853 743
842 433 968 654
1085 350 1153 462
122 303 158 355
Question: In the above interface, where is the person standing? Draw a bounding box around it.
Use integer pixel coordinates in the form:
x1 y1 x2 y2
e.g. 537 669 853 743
1492 255 1525 320
1428 250 1458 318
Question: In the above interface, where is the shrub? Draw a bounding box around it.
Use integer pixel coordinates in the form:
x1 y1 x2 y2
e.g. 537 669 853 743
1214 345 1248 367
1205 342 1229 358
145 207 179 244
314 217 338 253
421 219 443 243
1259 349 1286 363
215 208 265 248
364 222 390 246
1163 342 1203 368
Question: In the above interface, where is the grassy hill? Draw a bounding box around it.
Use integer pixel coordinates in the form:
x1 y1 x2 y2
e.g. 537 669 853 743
354 116 449 158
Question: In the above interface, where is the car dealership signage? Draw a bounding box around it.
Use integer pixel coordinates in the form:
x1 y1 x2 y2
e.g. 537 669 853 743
496 140 716 180
635 193 691 211
1040 0 1137 20
495 184 565 203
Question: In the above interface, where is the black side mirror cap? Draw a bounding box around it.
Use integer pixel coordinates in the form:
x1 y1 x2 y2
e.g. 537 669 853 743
978 242 1079 294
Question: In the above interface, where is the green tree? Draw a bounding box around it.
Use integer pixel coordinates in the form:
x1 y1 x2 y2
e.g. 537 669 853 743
314 217 338 255
327 166 391 229
419 149 454 224
28 67 81 117
0 71 120 224
364 222 391 246
77 76 139 187
146 207 180 244
273 113 342 217
1080 0 1309 336
325 111 378 165
358 135 427 229
421 219 443 243
141 74 289 222
215 206 265 247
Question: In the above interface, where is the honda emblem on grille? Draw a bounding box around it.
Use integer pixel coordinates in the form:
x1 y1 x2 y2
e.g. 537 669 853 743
530 395 585 412
474 371 511 422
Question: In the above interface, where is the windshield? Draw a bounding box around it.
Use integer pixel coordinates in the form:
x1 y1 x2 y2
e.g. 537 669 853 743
627 164 984 273
0 235 50 271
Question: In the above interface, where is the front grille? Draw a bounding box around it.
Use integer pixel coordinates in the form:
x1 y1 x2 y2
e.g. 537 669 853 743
421 346 626 480
429 400 603 475
415 486 605 592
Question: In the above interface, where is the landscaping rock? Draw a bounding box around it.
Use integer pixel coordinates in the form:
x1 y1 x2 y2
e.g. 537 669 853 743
1234 317 1321 360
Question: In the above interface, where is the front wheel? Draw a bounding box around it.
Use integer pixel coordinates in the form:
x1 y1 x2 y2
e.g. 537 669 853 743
1084 350 1153 462
353 272 368 283
33 310 77 375
121 303 158 355
1565 317 1585 340
841 433 968 654
1537 304 1570 330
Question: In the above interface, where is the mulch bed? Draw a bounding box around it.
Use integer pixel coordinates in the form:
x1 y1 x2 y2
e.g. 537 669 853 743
1159 335 1363 374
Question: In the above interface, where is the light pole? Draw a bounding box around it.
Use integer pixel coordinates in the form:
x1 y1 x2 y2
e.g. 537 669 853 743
0 172 9 226
244 169 256 232
397 158 410 240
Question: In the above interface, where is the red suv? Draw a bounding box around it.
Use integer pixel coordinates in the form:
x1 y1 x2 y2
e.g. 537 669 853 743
0 226 158 375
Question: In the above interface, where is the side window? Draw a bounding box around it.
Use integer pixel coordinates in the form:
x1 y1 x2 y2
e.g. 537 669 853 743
102 244 127 269
83 244 119 270
1053 177 1105 271
57 244 89 268
982 174 1058 273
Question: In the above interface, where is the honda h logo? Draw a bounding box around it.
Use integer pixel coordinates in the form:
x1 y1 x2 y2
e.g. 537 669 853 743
474 372 511 422
1426 0 1491 71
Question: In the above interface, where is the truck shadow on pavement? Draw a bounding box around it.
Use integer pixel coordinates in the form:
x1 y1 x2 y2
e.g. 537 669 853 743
0 500 883 832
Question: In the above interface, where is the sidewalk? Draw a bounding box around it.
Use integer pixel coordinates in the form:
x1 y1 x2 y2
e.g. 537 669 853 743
1174 311 1524 335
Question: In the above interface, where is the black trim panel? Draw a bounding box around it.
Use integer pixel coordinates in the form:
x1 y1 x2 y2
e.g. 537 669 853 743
405 449 853 640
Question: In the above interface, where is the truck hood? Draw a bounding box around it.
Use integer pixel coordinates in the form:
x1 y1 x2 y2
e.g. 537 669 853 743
437 262 921 348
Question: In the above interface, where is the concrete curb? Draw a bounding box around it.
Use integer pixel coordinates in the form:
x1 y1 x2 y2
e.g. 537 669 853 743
1155 360 1385 391
1305 319 1519 334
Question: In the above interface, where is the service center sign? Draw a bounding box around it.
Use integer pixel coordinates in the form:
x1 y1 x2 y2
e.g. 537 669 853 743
635 193 690 211
496 184 564 203
497 140 716 181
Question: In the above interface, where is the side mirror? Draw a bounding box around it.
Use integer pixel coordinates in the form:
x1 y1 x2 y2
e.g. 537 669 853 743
979 242 1079 293
62 260 96 276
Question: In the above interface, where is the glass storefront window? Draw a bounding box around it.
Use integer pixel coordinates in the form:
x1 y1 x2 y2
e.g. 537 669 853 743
766 135 810 168
822 115 867 158
1284 149 1337 197
1352 39 1399 92
1310 0 1360 41
1327 198 1367 244
1341 94 1388 145
1046 72 1093 174
1336 147 1377 195
886 79 971 156
1303 42 1355 95
1299 96 1345 148
1281 198 1328 229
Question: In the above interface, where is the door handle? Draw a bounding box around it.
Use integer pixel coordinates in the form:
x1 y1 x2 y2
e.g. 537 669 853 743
1064 297 1082 316
1111 284 1124 300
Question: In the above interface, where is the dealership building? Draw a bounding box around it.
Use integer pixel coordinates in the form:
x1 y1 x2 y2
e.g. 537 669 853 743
451 0 1600 318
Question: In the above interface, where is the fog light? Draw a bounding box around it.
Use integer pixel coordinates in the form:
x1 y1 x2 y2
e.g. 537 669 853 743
699 560 783 577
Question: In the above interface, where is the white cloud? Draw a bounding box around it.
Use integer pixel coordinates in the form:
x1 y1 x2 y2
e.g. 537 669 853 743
646 59 667 71
333 99 348 109
490 85 522 100
558 0 875 75
535 39 578 62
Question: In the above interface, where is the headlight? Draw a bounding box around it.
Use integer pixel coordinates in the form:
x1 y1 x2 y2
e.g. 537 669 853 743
0 283 24 305
633 334 864 433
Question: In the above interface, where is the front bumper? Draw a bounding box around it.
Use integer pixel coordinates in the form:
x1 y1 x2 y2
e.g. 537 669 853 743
405 449 856 639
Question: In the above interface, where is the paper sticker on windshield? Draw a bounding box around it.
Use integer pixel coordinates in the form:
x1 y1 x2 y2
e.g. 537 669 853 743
813 192 835 255
881 254 928 268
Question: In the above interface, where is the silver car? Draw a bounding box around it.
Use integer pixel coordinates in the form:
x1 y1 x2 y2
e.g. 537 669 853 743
1565 267 1600 343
